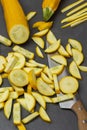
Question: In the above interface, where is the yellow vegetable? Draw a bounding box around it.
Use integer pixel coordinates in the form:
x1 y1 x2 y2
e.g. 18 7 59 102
33 21 53 31
39 107 51 122
22 112 39 124
13 103 21 125
32 92 46 109
61 0 84 13
8 69 29 87
4 98 13 119
59 76 79 94
42 0 61 21
17 123 26 130
1 0 30 44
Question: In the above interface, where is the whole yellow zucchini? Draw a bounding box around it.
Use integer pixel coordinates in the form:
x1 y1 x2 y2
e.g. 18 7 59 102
42 0 61 21
1 0 30 44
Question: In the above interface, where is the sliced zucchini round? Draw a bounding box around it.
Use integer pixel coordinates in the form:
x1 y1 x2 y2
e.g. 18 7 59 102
8 69 29 87
59 76 79 94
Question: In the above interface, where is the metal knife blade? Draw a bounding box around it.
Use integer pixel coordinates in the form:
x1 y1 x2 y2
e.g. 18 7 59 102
46 41 87 130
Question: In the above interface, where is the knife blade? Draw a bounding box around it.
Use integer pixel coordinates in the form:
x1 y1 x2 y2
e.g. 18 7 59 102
46 41 87 130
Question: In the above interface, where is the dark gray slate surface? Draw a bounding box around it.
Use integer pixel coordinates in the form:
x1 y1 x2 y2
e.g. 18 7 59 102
0 0 87 130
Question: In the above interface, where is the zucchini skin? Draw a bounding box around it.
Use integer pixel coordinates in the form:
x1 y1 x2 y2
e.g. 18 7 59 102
42 0 61 21
1 0 30 44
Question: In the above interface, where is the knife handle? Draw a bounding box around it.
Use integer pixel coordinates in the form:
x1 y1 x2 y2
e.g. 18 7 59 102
72 100 87 130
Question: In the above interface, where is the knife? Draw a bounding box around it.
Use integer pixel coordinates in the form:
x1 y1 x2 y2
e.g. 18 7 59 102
46 41 87 130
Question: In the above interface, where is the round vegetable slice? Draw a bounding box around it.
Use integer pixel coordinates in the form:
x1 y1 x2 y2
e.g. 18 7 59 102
59 76 79 94
8 69 29 87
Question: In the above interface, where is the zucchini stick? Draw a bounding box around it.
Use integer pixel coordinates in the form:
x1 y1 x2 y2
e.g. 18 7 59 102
61 0 84 13
67 2 87 16
71 18 87 27
61 8 87 23
61 12 87 28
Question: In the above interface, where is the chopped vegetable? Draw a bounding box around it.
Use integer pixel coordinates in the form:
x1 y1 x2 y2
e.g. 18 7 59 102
70 17 87 27
32 92 46 109
52 94 74 103
28 69 37 90
72 49 84 65
0 90 9 103
37 78 55 96
53 74 60 93
17 98 30 112
13 45 34 59
50 65 64 75
69 61 81 79
61 8 87 23
32 37 45 49
33 29 49 37
17 123 26 130
78 65 87 72
67 2 87 16
51 54 67 66
47 30 57 44
33 21 53 31
42 96 53 103
39 107 51 122
4 98 13 119
0 35 12 46
0 87 13 92
0 55 7 73
29 60 46 68
59 76 79 94
41 72 53 84
24 93 36 112
4 56 18 73
8 91 19 99
13 102 21 124
8 69 29 87
36 46 44 58
43 66 53 80
45 39 60 53
26 11 36 21
0 102 4 109
68 38 82 52
13 52 26 69
22 112 39 124
0 75 3 86
61 0 84 13
58 45 70 57
66 43 72 56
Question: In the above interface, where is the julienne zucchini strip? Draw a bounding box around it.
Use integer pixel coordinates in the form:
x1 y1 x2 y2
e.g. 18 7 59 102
62 13 87 28
61 8 87 23
71 18 87 27
66 2 87 16
61 0 84 13
61 0 87 28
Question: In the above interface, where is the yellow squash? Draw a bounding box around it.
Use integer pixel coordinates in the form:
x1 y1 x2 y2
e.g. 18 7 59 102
1 0 30 44
42 0 61 21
